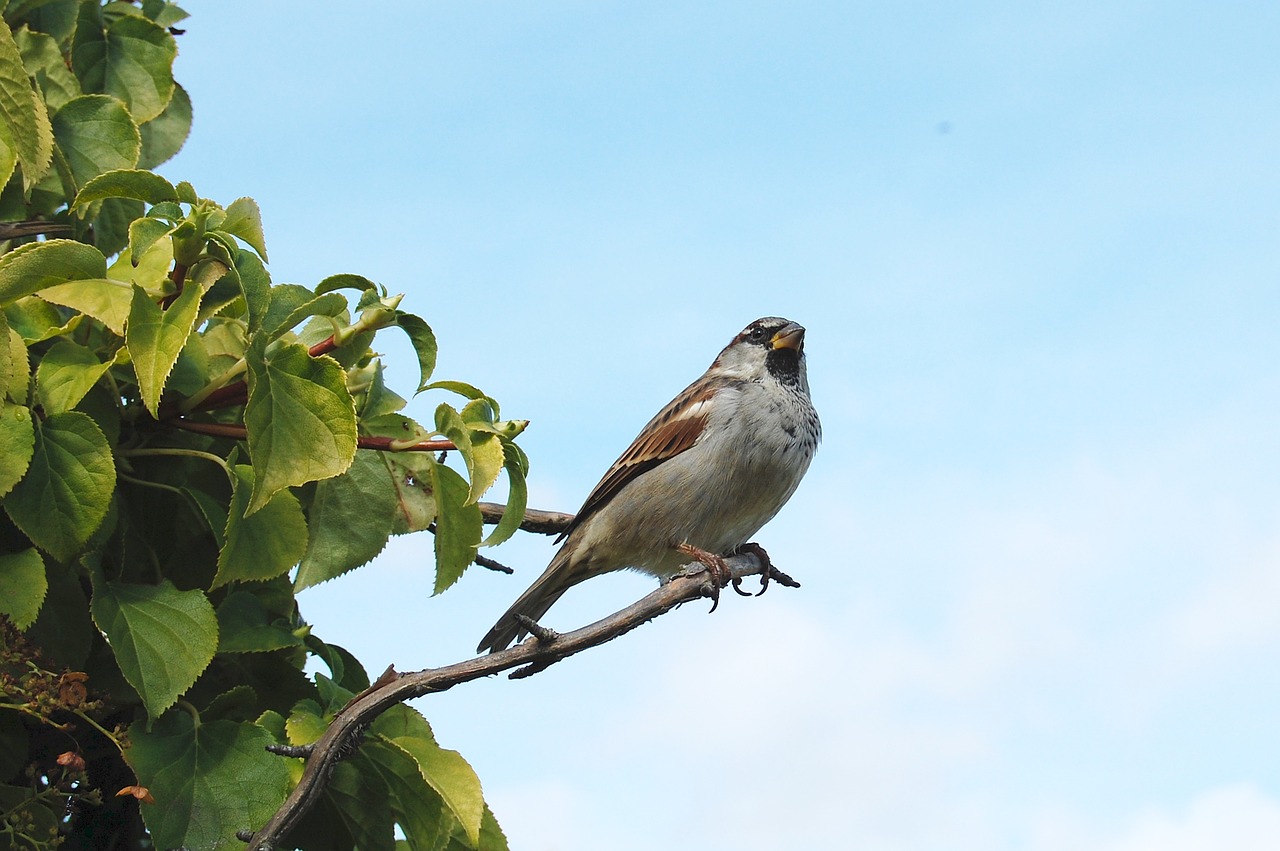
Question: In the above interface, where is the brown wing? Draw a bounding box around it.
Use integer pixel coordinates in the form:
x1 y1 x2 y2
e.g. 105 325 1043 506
555 380 719 542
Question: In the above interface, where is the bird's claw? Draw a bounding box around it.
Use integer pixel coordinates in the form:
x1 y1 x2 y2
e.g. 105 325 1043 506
676 542 732 613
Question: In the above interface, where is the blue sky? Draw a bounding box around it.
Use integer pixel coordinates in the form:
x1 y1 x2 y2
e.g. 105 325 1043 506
166 3 1280 849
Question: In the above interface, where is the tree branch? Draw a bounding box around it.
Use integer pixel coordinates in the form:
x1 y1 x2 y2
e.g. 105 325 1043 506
169 418 456 452
242 550 791 850
477 502 573 536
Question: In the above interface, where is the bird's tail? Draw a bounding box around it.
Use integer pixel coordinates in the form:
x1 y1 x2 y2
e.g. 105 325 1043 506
476 545 584 654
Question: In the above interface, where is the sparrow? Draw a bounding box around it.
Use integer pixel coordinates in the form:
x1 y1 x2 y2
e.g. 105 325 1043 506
477 316 821 653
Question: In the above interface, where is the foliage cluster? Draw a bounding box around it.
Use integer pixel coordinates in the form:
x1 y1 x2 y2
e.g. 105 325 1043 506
0 4 522 849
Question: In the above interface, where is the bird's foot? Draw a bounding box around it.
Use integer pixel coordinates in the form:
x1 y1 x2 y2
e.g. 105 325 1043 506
675 542 732 613
731 542 801 595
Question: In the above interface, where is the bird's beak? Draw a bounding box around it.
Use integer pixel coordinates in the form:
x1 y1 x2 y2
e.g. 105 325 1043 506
771 322 805 351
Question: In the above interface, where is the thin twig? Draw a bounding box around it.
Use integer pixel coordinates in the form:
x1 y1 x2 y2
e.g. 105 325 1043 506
242 549 782 851
169 418 455 453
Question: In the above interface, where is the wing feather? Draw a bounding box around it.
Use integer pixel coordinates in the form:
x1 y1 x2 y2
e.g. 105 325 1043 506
555 380 722 542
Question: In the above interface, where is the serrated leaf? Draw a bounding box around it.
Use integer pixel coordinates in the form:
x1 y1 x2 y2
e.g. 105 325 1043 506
127 214 173 264
294 450 397 591
15 27 81 113
126 712 292 851
0 16 54 188
285 699 328 747
395 313 437 392
34 339 112 413
126 281 200 417
73 167 177 208
0 403 33 497
78 14 176 124
261 289 347 341
482 443 528 548
89 572 217 719
4 296 81 343
422 380 498 415
221 196 267 261
361 741 456 851
3 323 27 402
213 464 308 588
430 462 480 595
215 590 303 654
435 404 503 506
372 706 484 849
138 79 189 168
37 277 133 335
4 411 114 562
52 94 141 190
0 238 107 306
243 339 357 515
234 249 271 335
0 548 46 629
315 273 376 295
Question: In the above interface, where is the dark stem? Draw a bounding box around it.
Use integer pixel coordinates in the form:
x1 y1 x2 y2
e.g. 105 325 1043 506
159 262 189 309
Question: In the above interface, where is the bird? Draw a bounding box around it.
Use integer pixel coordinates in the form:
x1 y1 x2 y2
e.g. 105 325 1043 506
477 316 821 653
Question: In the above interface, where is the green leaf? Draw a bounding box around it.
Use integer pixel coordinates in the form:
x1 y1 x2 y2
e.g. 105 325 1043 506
0 16 54 188
221 196 267 261
260 288 347 341
127 214 173 262
0 548 45 629
234 249 271 335
23 560 94 669
326 759 397 851
4 411 114 562
138 79 190 168
435 404 504 506
4 296 81 343
215 590 303 654
1 314 25 401
15 27 81 113
77 14 177 124
73 167 177 208
126 281 200 417
372 705 485 850
214 463 308 588
126 711 292 851
422 380 498 415
243 339 357 515
0 402 32 496
36 277 133 335
34 339 112 413
89 572 217 719
430 462 481 595
482 443 528 548
316 273 377 295
285 699 329 746
396 313 437 392
0 238 107 306
51 94 141 189
295 450 397 591
361 741 456 851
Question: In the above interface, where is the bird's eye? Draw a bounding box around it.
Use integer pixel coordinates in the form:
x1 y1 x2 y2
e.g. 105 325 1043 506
748 326 767 342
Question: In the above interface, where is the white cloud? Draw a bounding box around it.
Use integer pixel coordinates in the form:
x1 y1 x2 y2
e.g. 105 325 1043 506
1097 784 1280 851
